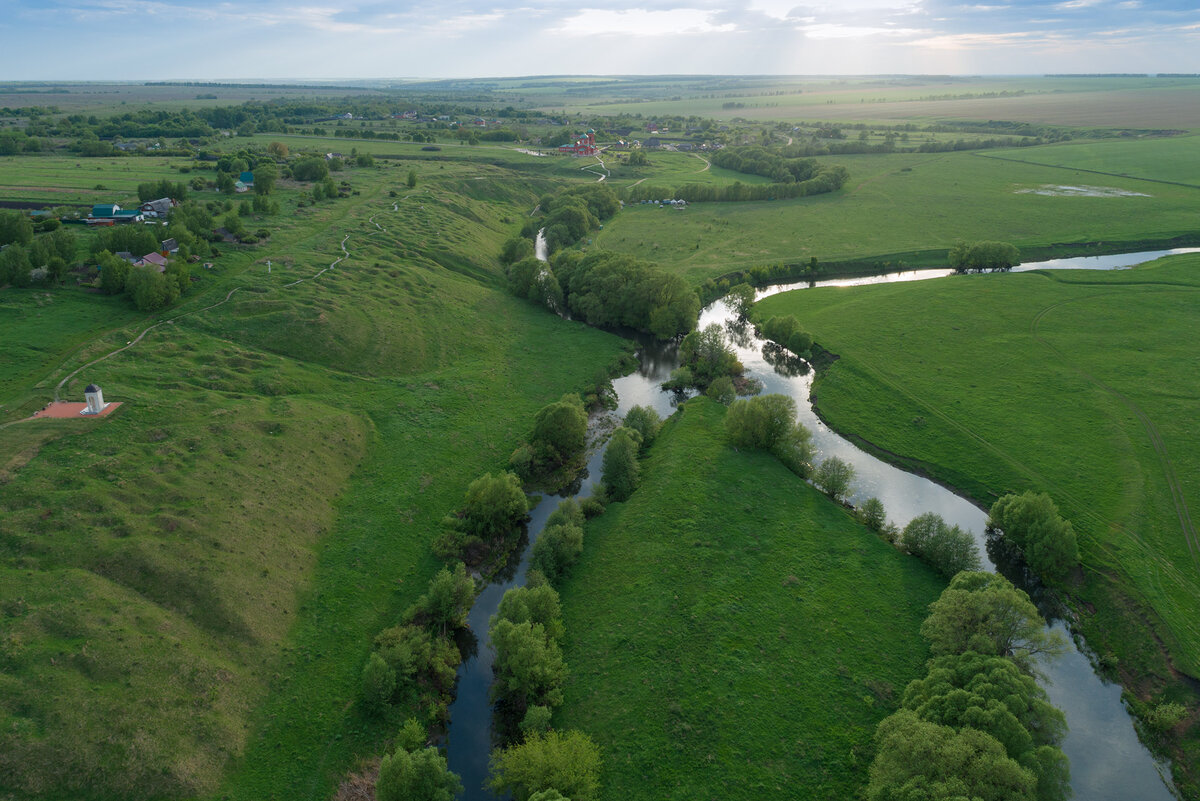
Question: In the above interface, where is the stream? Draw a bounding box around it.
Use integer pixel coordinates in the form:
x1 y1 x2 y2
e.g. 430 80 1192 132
445 246 1185 799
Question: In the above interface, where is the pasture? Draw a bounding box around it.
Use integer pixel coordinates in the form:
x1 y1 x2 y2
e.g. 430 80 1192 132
982 134 1200 188
0 156 626 801
754 256 1200 754
594 148 1200 285
556 398 944 800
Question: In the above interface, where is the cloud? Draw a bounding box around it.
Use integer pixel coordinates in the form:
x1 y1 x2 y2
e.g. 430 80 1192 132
551 8 737 36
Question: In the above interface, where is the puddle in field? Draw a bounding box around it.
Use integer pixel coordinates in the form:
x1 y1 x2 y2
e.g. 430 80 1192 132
1015 184 1152 198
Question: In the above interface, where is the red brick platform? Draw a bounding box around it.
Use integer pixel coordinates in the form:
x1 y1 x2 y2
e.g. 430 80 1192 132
31 401 123 419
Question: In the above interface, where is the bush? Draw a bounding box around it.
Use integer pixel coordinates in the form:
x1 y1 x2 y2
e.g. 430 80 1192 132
901 512 982 577
579 496 606 518
520 705 553 737
531 523 584 586
705 375 736 405
856 497 887 533
622 405 661 450
949 240 1021 273
397 718 427 752
726 394 815 476
1147 701 1187 732
760 315 813 357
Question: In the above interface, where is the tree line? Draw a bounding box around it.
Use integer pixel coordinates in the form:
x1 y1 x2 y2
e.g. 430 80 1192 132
626 164 848 204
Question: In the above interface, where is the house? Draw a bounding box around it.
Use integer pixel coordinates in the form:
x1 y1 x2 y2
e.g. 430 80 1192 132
136 252 168 272
234 181 248 193
115 251 138 263
159 238 179 255
238 171 254 186
88 204 143 225
113 209 144 223
645 137 662 150
115 142 139 152
139 197 178 218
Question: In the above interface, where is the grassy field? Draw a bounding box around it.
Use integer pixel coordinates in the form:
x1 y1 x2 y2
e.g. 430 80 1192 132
556 398 945 800
532 76 1200 130
593 148 1200 284
981 134 1200 188
0 153 194 206
0 156 627 801
754 256 1200 787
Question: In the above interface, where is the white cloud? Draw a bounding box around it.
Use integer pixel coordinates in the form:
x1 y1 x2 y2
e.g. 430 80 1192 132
799 22 926 38
552 8 736 36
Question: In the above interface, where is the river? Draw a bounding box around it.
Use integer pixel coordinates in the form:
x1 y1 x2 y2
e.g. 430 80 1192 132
445 246 1183 799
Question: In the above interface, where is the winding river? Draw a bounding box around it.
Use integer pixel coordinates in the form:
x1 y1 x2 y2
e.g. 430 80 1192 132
445 247 1187 799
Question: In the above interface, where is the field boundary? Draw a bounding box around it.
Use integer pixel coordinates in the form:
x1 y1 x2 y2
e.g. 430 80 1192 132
976 151 1200 190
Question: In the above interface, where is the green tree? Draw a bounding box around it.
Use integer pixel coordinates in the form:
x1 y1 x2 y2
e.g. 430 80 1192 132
726 282 756 318
376 745 463 801
987 491 1079 581
760 315 813 356
455 472 529 542
867 709 1036 801
0 243 31 286
291 156 329 181
949 240 1021 273
408 168 418 188
520 705 553 737
531 394 588 466
531 523 584 586
725 394 814 476
406 562 475 635
361 652 396 714
622 406 661 451
601 427 640 502
705 375 736 405
0 210 35 247
920 572 1066 672
267 141 289 158
901 511 982 578
856 497 887 533
677 323 743 387
813 456 855 502
488 730 602 801
95 251 129 295
490 619 567 710
253 160 278 195
494 583 565 643
125 264 179 311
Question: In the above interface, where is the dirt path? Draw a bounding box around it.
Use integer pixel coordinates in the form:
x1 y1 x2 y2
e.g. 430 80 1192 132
690 153 711 172
580 155 609 182
1030 295 1200 573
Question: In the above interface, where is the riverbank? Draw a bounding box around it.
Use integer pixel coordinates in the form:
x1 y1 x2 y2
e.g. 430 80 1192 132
555 398 945 800
754 254 1200 798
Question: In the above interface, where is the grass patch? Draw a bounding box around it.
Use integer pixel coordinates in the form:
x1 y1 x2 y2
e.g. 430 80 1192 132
556 398 944 800
755 255 1200 793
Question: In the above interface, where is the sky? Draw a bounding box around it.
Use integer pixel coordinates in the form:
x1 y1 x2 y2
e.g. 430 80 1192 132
1 0 1197 80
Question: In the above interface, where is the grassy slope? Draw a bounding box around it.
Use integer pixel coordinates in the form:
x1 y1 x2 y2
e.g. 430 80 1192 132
556 399 944 800
755 257 1200 787
0 158 626 800
981 134 1200 187
592 148 1200 285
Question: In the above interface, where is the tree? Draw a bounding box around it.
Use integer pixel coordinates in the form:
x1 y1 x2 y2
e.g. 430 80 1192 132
397 718 427 752
494 583 565 643
531 523 584 586
407 562 475 635
488 730 602 801
455 472 529 543
601 427 640 502
705 375 736 405
622 406 661 451
361 652 396 714
125 264 179 311
253 160 277 195
677 323 742 387
291 156 329 182
867 709 1036 801
987 492 1079 582
902 512 982 578
531 394 588 466
266 141 289 158
726 282 756 318
490 619 567 710
95 251 129 295
0 210 34 247
949 240 1021 273
408 168 418 188
0 243 31 286
725 394 814 476
376 745 463 801
813 456 855 502
760 315 813 357
856 497 887 533
920 572 1066 672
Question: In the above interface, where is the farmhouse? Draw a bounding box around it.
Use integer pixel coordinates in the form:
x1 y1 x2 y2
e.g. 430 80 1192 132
88 204 144 225
238 171 254 186
558 129 598 157
139 197 179 218
136 252 168 272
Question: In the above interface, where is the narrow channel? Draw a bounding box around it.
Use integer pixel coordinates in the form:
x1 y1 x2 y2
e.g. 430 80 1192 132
444 246 1183 799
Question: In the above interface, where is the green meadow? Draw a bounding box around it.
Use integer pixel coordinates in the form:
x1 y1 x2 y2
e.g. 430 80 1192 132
594 148 1200 284
0 156 626 800
0 153 192 205
556 399 944 800
982 134 1200 187
754 256 1200 779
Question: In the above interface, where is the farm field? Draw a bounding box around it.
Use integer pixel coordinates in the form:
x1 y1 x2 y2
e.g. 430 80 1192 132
981 134 1200 187
0 157 626 801
556 398 945 800
594 148 1200 284
0 154 193 206
534 76 1200 130
754 256 1200 783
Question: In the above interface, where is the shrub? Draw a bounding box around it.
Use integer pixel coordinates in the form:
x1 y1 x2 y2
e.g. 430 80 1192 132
531 523 584 586
622 405 662 450
856 497 887 533
520 705 553 737
362 652 397 714
377 745 463 801
987 491 1078 582
488 730 602 801
726 394 815 476
813 456 855 502
601 427 640 502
